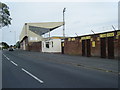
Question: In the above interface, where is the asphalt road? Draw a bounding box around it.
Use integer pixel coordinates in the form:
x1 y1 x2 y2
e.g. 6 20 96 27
2 50 118 88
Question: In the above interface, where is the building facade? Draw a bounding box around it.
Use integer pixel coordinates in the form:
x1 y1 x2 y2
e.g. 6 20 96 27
42 37 64 53
19 22 63 52
64 30 120 59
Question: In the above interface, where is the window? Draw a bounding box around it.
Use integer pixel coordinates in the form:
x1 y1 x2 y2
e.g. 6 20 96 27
52 41 53 47
46 42 49 48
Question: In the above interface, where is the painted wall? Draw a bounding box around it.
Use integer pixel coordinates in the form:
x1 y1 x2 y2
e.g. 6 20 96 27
42 39 61 53
19 23 43 43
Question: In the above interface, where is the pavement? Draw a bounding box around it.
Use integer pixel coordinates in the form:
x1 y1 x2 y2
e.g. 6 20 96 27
2 50 118 88
14 50 118 74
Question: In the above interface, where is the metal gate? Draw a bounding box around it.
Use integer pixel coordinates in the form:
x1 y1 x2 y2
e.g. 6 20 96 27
86 39 91 57
100 38 106 58
82 40 86 56
107 37 114 59
82 39 91 57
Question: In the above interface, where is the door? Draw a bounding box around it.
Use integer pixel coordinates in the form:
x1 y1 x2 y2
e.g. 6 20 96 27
61 42 64 54
107 37 114 59
86 39 91 57
100 38 106 58
82 40 86 56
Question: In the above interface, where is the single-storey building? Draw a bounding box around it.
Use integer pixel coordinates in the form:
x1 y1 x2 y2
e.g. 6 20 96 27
64 30 120 59
42 37 64 53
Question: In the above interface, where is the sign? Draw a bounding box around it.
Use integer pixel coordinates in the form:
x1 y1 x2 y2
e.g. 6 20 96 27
81 37 86 40
71 38 75 41
116 36 119 39
97 37 100 41
107 33 114 37
62 43 64 47
92 41 95 47
100 34 106 38
68 38 71 41
91 38 93 41
117 31 120 36
86 36 91 39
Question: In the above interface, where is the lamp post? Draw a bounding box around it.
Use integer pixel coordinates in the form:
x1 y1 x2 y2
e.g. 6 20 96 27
63 8 66 37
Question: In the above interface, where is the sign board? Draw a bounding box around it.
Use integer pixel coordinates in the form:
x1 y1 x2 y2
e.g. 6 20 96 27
86 36 91 39
97 37 100 41
107 33 114 37
117 31 120 36
71 38 75 41
62 43 64 47
92 41 95 47
81 37 86 40
68 38 71 41
100 34 106 38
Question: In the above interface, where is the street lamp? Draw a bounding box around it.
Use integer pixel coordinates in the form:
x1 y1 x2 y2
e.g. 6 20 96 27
63 8 66 37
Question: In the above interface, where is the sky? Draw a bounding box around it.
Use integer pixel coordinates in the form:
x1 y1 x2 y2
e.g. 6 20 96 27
0 0 119 45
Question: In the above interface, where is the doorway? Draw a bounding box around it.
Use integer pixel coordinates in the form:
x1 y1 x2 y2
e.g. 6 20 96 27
100 38 106 58
86 39 91 57
107 37 114 59
82 40 86 56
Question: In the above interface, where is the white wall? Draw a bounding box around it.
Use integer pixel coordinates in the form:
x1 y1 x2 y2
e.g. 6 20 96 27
23 40 26 50
42 39 61 53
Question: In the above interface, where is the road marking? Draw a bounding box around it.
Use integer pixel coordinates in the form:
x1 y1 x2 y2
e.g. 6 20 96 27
3 54 10 60
10 61 18 66
21 68 44 84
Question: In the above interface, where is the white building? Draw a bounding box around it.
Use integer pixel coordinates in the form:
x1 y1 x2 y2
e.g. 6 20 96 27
42 37 64 53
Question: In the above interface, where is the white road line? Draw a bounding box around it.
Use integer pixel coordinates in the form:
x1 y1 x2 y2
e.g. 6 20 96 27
3 54 10 60
21 68 44 84
10 61 18 66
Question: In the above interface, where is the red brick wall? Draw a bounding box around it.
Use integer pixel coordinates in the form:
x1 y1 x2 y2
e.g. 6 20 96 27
64 38 82 55
91 35 100 57
28 42 42 52
64 30 120 59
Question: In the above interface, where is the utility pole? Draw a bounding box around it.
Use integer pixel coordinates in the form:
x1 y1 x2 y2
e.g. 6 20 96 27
112 25 116 31
63 8 66 37
49 29 50 40
91 30 95 34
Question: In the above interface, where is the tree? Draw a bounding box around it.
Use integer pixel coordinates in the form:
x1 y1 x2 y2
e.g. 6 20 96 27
15 41 20 48
1 42 9 49
0 2 12 28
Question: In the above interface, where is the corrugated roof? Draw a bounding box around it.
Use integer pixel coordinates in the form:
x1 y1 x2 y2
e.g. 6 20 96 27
28 22 63 36
27 22 63 29
19 22 63 42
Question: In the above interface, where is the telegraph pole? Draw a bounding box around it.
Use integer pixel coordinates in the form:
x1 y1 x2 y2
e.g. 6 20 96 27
63 8 66 37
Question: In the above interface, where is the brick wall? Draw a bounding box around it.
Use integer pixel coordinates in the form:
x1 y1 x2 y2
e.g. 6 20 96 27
28 42 42 52
64 38 82 55
91 35 100 57
64 30 120 59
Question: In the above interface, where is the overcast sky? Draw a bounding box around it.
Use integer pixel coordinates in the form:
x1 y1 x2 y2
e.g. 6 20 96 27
0 0 118 45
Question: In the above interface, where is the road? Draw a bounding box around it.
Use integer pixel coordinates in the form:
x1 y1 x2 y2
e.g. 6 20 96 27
2 50 118 88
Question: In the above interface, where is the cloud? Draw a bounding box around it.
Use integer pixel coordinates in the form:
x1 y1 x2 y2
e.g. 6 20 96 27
1 2 118 44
